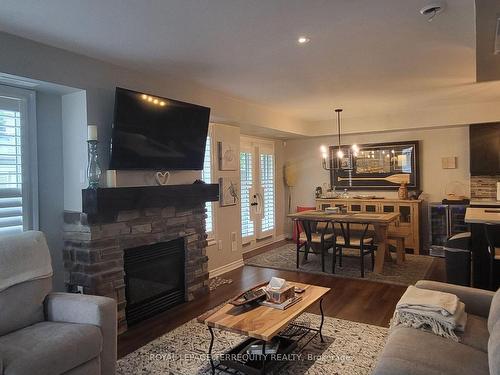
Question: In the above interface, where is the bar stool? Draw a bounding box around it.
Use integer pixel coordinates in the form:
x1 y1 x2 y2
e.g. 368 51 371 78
484 224 500 290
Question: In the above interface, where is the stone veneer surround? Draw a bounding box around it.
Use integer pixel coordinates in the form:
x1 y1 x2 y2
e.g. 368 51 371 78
63 203 209 334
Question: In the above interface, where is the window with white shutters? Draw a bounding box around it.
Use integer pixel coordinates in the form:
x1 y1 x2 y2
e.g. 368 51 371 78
240 150 254 239
202 134 213 236
260 153 274 233
0 85 37 235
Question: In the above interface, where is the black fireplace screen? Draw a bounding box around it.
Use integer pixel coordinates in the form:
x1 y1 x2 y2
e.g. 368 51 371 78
124 238 185 325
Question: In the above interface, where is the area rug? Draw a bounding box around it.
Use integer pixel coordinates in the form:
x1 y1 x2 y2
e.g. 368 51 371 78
208 276 233 291
117 312 388 374
244 243 434 286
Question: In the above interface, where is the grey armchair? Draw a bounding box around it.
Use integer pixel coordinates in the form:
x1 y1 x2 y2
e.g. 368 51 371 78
0 231 117 375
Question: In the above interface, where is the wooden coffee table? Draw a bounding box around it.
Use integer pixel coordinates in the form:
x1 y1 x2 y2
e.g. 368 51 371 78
199 282 330 374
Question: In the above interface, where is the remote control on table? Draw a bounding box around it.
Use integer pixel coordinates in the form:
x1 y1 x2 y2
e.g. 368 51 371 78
243 289 266 300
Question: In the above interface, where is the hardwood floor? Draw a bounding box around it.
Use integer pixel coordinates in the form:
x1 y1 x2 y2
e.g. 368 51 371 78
118 250 445 358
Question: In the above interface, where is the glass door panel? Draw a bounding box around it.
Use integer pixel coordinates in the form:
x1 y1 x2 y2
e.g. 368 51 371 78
240 149 254 242
449 205 469 236
350 203 362 212
382 205 395 213
259 152 275 238
399 205 412 224
430 205 448 247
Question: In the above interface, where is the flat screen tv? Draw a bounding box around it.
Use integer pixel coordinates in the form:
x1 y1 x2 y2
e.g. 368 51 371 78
109 87 210 170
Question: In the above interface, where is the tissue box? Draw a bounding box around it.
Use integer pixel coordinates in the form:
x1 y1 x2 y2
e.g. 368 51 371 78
265 284 296 304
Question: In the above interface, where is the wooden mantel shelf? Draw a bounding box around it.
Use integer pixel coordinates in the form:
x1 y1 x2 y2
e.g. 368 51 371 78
82 183 219 215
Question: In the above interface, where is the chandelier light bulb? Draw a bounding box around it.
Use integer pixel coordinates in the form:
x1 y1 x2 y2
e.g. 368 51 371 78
337 150 344 159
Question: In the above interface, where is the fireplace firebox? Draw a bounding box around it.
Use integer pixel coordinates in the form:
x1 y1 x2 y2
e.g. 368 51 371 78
124 238 185 325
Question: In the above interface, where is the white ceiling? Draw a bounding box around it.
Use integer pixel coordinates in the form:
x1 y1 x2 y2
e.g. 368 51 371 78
1 0 498 135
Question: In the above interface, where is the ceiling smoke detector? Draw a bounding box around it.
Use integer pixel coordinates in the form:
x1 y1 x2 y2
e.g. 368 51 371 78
420 1 446 22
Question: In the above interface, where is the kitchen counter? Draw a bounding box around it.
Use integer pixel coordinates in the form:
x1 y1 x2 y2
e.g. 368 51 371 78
465 207 500 225
470 200 500 207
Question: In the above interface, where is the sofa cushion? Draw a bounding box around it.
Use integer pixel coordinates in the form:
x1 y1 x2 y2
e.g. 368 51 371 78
373 326 489 375
489 321 500 375
0 231 53 292
0 321 102 375
0 278 52 337
61 358 100 375
459 313 489 352
488 288 500 333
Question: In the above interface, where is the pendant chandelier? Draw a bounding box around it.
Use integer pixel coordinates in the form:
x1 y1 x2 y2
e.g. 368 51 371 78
320 108 359 170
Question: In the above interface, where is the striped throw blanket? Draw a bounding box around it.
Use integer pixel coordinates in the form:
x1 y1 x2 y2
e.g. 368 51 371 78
390 286 467 341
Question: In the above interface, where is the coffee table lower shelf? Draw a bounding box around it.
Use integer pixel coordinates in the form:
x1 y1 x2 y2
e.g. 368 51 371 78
208 316 325 375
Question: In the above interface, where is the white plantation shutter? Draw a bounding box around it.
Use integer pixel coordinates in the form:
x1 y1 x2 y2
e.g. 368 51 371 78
240 150 254 239
202 134 213 236
0 85 37 235
260 153 274 233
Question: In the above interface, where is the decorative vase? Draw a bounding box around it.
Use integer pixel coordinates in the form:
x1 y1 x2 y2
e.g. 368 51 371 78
87 140 101 189
398 182 408 200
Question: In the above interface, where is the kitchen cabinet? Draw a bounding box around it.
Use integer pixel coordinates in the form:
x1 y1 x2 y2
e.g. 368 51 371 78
470 123 500 176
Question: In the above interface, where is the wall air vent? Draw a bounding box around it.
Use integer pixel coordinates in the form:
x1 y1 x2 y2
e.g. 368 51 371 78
495 17 500 55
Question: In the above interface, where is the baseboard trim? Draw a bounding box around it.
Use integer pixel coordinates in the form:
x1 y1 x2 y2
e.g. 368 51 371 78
242 235 289 260
209 258 245 278
275 233 287 241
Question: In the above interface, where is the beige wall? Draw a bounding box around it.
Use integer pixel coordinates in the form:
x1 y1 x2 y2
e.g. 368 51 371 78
206 123 243 272
283 126 470 240
207 126 286 273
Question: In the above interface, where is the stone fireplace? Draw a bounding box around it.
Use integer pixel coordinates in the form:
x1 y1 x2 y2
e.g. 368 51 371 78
62 184 219 334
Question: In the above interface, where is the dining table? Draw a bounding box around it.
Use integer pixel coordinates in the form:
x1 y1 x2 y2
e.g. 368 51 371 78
288 210 400 274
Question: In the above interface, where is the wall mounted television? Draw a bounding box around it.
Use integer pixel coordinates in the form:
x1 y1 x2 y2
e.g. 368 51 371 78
109 87 210 170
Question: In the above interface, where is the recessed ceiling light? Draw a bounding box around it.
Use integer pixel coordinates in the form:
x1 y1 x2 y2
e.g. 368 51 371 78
297 36 310 44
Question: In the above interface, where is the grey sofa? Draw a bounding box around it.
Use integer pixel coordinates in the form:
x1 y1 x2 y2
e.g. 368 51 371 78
374 280 500 375
0 231 117 375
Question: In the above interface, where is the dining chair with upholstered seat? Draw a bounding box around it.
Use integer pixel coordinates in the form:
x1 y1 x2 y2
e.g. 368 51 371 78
296 219 337 273
333 222 376 277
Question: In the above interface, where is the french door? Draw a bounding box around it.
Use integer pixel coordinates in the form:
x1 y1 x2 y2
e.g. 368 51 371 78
240 137 275 244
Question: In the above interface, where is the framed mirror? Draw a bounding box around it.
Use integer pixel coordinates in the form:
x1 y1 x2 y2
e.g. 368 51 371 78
329 141 420 190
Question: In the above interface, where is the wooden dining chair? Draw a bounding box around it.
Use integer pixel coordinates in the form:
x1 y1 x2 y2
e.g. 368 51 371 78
333 222 376 277
484 224 500 290
295 219 336 273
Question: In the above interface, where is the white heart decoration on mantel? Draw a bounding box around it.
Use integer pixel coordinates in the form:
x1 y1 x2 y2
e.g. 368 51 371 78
155 171 170 186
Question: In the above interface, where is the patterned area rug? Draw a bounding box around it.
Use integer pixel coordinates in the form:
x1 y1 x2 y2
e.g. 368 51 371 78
244 243 434 286
117 312 388 374
208 276 233 291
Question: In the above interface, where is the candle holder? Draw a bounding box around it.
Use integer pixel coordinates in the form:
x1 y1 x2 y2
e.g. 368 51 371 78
87 140 101 189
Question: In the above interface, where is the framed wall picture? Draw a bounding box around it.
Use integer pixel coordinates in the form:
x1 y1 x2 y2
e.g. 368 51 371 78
329 141 420 190
218 141 238 170
219 177 239 206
